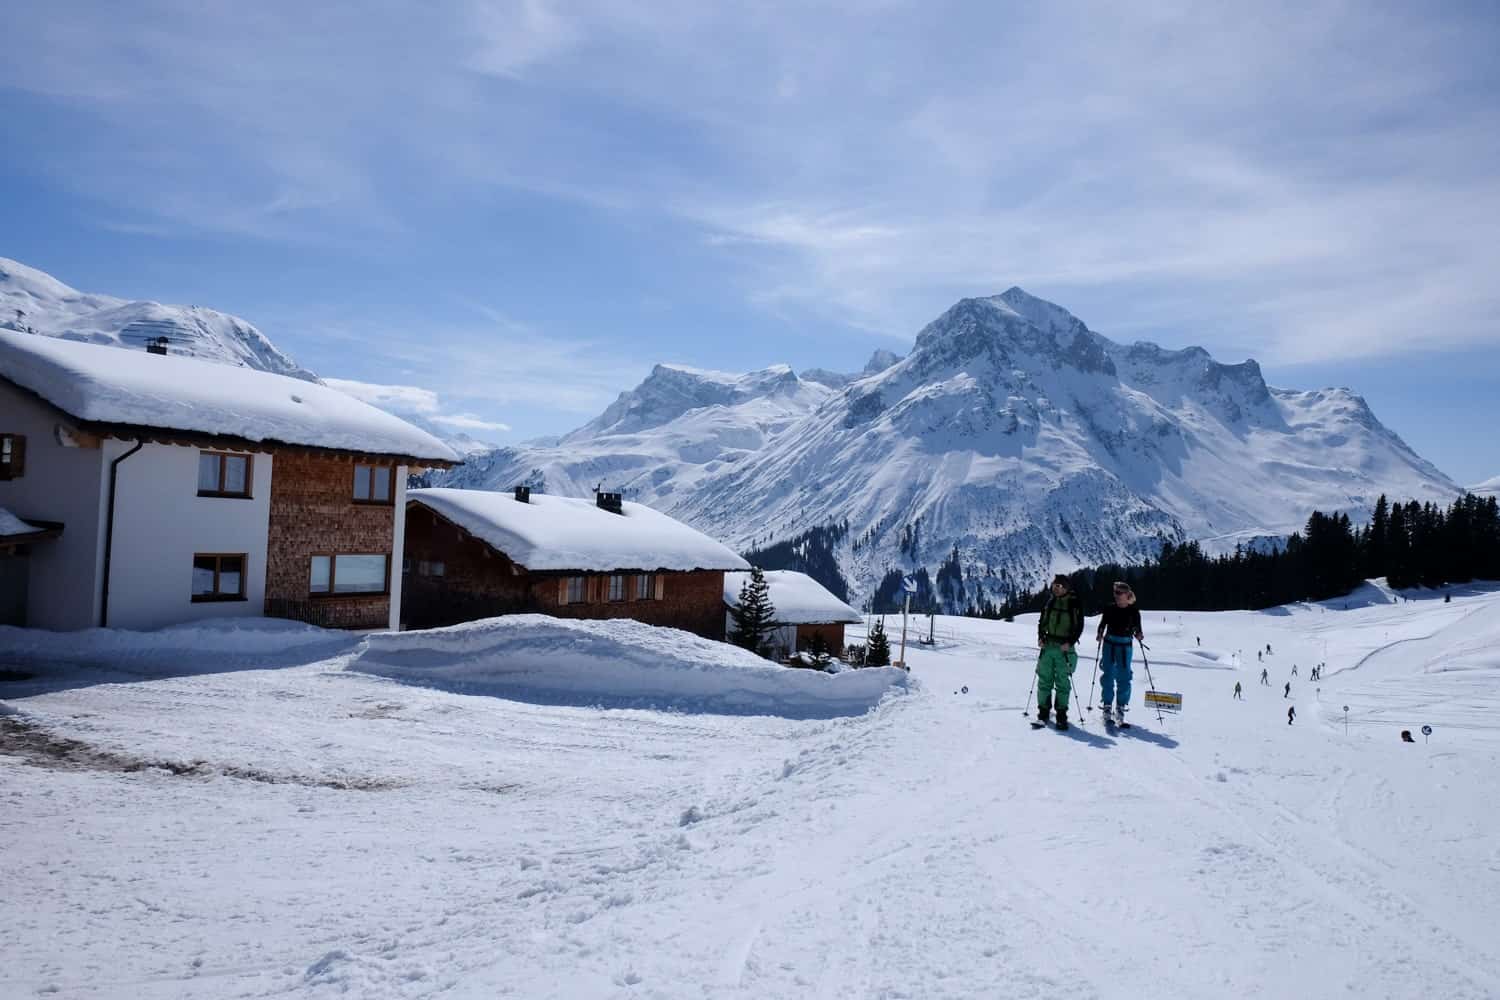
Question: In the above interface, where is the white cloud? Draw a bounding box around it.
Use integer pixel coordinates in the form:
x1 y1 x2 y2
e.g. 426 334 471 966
4 1 1497 366
324 378 441 414
428 413 513 432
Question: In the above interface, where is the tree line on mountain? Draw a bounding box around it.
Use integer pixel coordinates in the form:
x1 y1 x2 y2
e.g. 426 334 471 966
984 493 1500 619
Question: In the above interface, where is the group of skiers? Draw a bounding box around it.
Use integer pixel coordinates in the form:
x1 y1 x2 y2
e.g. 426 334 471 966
1034 576 1143 732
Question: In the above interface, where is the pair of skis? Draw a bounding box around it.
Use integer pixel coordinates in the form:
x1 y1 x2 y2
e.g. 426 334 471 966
1026 710 1132 731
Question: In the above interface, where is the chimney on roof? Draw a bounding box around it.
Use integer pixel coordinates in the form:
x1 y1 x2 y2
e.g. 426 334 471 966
513 485 531 503
596 491 623 515
146 336 169 356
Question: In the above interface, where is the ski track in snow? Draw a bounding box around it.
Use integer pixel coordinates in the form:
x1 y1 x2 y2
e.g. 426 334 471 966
4 583 1500 998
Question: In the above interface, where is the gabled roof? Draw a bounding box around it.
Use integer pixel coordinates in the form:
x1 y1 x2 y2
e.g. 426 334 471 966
408 487 750 573
724 570 862 625
0 330 460 464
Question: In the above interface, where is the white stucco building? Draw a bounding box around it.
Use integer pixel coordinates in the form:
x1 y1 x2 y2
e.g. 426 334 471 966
0 331 459 631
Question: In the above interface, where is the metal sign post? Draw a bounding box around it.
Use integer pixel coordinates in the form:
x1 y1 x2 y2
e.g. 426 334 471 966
1343 705 1349 737
895 576 916 669
1422 724 1433 745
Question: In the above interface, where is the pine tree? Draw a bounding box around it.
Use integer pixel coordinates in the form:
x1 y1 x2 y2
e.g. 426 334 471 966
729 567 777 656
866 619 892 666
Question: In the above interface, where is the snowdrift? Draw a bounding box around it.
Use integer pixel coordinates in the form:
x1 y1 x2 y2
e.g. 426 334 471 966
0 617 361 676
350 615 909 717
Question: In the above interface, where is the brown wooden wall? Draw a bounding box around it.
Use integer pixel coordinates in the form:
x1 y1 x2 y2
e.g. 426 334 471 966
795 622 847 654
402 503 729 640
265 452 396 629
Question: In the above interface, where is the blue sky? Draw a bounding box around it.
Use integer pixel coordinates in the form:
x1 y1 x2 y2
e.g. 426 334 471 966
2 0 1497 484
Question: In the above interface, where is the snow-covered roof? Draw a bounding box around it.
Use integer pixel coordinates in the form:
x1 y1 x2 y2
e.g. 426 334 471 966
724 570 861 625
0 506 46 538
0 330 460 463
408 487 751 573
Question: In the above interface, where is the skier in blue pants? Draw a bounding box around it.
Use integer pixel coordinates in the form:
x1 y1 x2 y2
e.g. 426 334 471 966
1095 581 1144 724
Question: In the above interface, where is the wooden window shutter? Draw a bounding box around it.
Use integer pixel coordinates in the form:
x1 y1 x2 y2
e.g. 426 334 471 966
589 575 600 603
558 578 568 604
11 436 24 477
654 575 665 600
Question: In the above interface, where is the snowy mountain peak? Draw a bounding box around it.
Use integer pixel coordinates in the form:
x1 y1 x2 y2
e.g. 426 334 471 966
567 361 814 441
862 349 903 375
992 286 1087 338
0 256 317 381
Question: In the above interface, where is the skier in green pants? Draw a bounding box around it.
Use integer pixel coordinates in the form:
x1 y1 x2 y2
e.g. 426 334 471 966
1036 574 1085 730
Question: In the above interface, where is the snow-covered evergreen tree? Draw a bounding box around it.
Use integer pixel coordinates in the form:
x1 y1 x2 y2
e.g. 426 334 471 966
729 567 777 656
866 619 891 666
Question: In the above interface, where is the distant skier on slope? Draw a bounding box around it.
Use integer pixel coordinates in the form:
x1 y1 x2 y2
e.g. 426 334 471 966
1284 681 1292 698
1035 574 1084 731
1234 681 1243 700
1288 706 1296 725
1260 668 1269 685
1096 581 1144 726
1292 664 1298 677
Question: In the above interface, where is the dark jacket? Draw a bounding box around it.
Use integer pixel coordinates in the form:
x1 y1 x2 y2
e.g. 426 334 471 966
1096 604 1143 641
1039 592 1085 645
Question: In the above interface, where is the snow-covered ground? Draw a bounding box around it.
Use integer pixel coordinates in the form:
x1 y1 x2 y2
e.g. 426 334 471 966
4 582 1500 998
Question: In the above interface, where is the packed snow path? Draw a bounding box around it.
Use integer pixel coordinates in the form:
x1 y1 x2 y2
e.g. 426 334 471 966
4 583 1500 998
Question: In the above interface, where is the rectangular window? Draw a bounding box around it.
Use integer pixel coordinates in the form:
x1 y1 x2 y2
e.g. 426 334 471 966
309 554 389 596
608 574 626 602
635 574 655 600
353 464 395 504
417 560 446 577
565 576 586 604
0 434 25 480
197 452 252 498
310 556 331 594
191 554 246 601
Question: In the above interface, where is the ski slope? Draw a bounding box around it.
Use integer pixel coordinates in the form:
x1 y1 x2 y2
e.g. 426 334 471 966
3 582 1500 998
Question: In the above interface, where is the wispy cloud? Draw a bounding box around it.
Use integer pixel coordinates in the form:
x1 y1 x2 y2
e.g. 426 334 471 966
3 0 1498 368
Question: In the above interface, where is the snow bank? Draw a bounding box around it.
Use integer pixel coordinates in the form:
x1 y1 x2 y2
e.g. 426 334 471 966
724 570 861 624
350 614 907 717
408 488 750 572
0 329 458 462
0 616 362 675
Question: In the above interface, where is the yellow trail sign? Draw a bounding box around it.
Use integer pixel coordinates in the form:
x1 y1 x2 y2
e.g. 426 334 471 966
1144 690 1183 713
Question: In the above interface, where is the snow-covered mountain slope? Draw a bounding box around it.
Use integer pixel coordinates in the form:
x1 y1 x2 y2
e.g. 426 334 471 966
445 362 836 504
1472 475 1500 498
1 257 317 380
444 288 1459 607
6 586 1500 998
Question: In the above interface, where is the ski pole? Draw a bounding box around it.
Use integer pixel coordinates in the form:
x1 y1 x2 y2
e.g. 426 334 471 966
1023 670 1037 717
1086 638 1102 713
1138 638 1164 724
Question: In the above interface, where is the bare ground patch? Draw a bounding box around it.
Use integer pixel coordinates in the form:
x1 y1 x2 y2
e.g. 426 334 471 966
0 716 402 791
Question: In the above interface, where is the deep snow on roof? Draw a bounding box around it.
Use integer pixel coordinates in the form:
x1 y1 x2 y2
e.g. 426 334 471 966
408 488 751 573
723 570 861 625
0 506 42 537
0 330 459 462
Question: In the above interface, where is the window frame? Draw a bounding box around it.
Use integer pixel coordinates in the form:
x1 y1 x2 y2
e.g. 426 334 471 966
191 552 248 602
635 573 656 601
352 464 396 506
197 451 253 499
608 574 626 602
309 553 391 598
0 433 28 481
564 575 587 605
